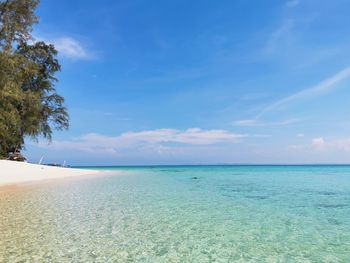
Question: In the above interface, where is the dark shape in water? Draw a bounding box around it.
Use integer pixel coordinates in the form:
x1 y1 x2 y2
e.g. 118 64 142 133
327 218 342 225
230 188 244 193
231 188 256 193
192 176 199 180
317 204 347 209
317 191 337 196
245 195 269 200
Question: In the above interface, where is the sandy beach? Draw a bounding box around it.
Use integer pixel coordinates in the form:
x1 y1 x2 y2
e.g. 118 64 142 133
0 160 103 186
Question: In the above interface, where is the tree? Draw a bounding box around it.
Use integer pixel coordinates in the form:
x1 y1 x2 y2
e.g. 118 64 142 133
0 46 23 156
0 0 39 50
0 0 69 158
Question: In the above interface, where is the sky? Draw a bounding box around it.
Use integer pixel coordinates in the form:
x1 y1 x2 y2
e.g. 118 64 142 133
24 0 350 165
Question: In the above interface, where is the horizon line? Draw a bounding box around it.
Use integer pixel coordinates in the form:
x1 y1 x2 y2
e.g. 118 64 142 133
72 163 350 167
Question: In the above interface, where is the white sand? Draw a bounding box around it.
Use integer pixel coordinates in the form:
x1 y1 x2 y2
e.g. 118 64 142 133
0 160 103 186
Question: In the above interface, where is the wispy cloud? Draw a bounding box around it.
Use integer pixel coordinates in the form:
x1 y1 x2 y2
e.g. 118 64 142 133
34 36 93 60
257 67 350 118
39 128 247 155
233 67 350 126
257 3 342 70
120 128 246 145
263 19 296 55
232 118 302 127
53 37 91 59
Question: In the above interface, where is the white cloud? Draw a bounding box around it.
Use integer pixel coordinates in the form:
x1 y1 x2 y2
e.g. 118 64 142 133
258 67 350 118
53 37 91 59
290 137 350 152
121 128 245 145
34 36 92 59
312 137 325 147
39 128 247 155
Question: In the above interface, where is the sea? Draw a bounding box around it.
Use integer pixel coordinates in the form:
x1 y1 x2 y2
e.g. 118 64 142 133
1 165 350 262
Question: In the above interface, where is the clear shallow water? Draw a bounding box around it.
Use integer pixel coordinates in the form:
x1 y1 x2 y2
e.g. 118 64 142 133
1 166 350 262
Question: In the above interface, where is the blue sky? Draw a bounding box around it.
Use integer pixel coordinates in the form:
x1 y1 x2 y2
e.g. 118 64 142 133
25 0 350 165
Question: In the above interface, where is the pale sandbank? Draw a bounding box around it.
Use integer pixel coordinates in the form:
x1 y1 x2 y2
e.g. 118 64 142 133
0 160 104 186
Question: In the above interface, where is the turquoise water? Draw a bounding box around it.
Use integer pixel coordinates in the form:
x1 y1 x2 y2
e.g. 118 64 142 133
1 165 350 262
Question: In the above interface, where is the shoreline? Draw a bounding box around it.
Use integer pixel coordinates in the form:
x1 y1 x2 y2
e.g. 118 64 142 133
0 160 109 188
